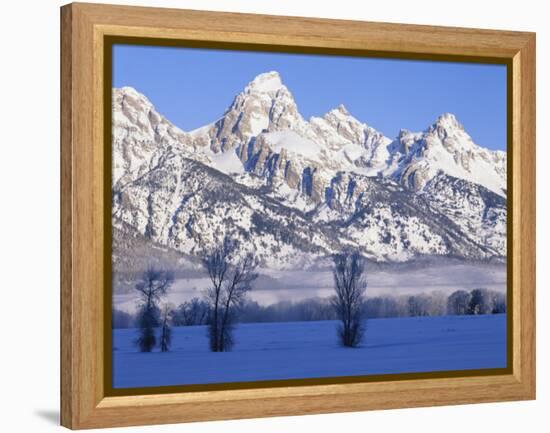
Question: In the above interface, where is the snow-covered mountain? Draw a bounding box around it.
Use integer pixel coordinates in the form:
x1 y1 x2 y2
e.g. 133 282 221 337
112 71 507 270
383 113 507 196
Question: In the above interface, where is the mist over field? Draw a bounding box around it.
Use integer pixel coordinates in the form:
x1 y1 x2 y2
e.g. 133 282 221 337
113 260 505 313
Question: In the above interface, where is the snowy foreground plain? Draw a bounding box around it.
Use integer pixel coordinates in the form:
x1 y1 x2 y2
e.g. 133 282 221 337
113 314 506 388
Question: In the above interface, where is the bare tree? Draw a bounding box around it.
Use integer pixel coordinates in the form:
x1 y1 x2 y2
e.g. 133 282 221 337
407 294 431 317
447 290 472 315
159 305 172 352
203 239 258 352
218 254 258 351
203 239 231 352
468 288 493 315
135 268 174 310
173 298 209 326
331 251 368 347
135 303 159 352
134 267 174 352
490 291 507 314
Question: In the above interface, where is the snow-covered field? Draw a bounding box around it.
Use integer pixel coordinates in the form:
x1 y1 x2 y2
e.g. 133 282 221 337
112 314 506 388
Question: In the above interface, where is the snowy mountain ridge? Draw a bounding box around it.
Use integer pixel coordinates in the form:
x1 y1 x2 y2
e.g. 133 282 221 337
112 71 507 270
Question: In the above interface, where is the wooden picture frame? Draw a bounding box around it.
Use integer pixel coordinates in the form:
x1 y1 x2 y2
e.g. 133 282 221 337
60 2 536 429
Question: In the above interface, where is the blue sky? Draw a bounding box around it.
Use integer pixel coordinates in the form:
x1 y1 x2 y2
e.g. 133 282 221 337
113 45 507 151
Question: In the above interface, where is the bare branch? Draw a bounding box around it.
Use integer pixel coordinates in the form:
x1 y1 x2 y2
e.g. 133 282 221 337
201 240 258 352
331 251 367 347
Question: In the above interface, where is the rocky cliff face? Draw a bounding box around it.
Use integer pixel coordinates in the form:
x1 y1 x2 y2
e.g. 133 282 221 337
112 71 507 269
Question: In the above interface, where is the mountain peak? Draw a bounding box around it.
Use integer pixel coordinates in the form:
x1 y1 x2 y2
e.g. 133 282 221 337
115 85 140 95
247 71 285 93
334 104 349 115
432 112 464 131
113 86 159 114
325 104 356 121
113 86 150 102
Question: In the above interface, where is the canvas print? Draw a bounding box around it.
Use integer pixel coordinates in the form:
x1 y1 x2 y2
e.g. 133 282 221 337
111 45 507 389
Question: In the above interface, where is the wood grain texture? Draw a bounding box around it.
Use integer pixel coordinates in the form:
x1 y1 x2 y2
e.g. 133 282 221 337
513 35 536 396
60 4 73 429
60 2 536 429
74 2 532 58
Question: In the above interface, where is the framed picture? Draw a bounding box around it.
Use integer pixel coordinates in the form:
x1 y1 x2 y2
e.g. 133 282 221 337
60 2 536 429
